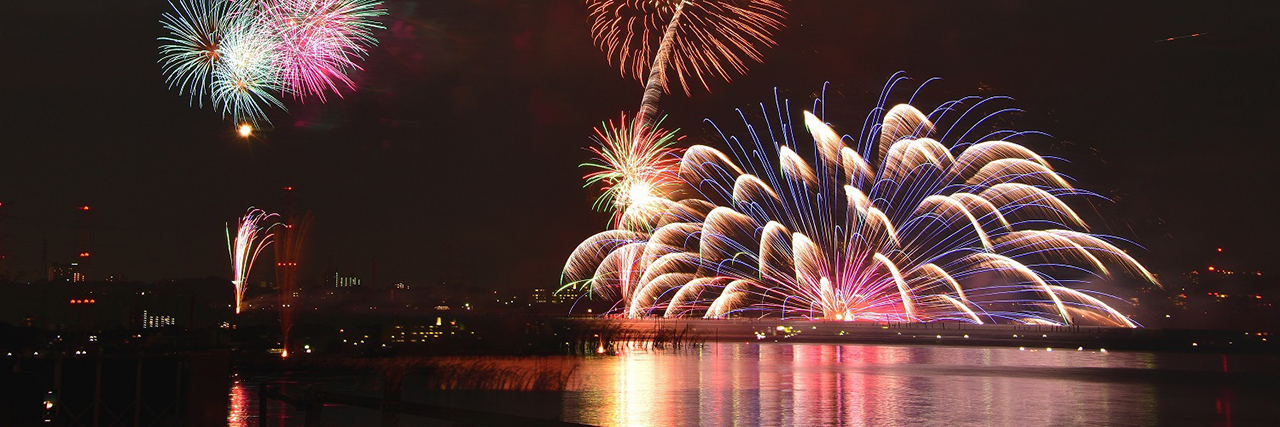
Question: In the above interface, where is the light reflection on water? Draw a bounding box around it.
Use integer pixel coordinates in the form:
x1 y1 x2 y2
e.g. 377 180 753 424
228 377 250 427
228 343 1274 426
564 343 1162 426
228 375 305 427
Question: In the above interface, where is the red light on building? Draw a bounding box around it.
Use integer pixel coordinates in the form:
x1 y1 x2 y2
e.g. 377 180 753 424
1217 247 1223 252
79 252 91 258
1207 266 1215 271
79 206 91 211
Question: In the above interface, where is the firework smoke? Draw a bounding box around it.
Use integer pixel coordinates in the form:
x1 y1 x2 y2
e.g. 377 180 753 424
274 213 311 357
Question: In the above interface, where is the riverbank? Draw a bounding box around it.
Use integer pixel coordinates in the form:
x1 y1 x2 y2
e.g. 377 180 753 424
581 318 1278 354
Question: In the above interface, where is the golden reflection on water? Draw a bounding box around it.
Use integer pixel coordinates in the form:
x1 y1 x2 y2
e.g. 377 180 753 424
567 343 1157 426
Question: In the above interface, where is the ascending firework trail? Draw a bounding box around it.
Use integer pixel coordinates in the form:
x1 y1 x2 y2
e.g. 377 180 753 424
581 0 789 225
227 208 277 314
588 0 788 127
635 1 684 128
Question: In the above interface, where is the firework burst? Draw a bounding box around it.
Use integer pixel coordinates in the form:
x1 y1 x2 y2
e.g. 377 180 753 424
564 78 1158 326
583 113 684 229
227 208 277 314
158 0 236 107
212 21 287 127
585 0 788 123
158 0 387 128
261 0 387 101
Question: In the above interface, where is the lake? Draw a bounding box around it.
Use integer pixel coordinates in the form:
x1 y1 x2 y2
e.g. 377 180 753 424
232 342 1280 426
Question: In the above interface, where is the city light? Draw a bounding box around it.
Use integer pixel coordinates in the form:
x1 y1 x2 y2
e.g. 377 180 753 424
237 123 252 137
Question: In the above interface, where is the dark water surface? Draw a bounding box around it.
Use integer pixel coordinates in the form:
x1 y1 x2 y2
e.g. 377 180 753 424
233 343 1280 426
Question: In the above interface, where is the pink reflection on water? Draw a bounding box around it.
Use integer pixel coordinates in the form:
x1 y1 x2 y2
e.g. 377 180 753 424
566 343 1158 426
228 377 250 427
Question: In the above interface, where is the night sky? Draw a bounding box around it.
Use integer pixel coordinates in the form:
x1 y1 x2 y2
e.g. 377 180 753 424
2 1 1278 291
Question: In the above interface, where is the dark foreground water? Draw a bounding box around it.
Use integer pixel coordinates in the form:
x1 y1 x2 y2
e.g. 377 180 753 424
233 343 1280 426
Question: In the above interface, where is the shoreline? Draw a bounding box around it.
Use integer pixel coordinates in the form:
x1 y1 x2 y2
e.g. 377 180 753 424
574 317 1278 354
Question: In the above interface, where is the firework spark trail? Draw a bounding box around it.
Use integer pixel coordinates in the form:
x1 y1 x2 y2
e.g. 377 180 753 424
212 20 287 127
636 1 685 127
579 1 787 236
586 0 788 127
159 0 235 107
1155 32 1204 43
227 208 277 314
564 77 1158 326
159 0 387 127
261 0 387 101
583 113 685 229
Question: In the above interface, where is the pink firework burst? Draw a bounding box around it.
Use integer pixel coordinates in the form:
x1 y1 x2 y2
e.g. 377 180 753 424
261 0 387 101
